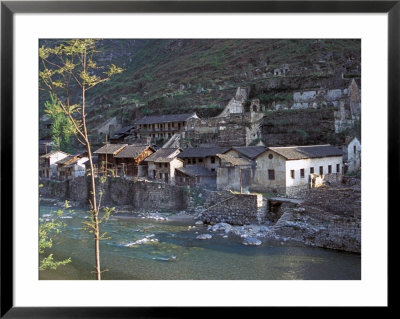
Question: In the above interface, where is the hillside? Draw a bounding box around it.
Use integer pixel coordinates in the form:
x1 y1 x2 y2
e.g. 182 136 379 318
39 39 361 148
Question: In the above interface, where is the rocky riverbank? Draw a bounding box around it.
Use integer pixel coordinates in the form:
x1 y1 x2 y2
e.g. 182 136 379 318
40 175 361 253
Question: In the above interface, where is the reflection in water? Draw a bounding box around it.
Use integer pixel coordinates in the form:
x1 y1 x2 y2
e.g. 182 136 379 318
39 205 361 280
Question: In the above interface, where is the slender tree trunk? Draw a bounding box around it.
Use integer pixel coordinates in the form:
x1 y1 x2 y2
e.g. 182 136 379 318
81 57 101 279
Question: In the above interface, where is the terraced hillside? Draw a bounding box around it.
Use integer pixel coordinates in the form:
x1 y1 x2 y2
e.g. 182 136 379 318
39 39 361 148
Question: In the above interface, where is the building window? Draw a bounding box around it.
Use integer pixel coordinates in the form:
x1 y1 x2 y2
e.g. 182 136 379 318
164 163 168 168
319 166 323 175
336 164 340 173
354 145 357 155
328 165 332 174
211 157 215 163
199 158 203 163
268 154 273 159
211 168 215 172
268 169 275 180
310 167 314 174
290 170 295 179
159 173 162 179
300 169 305 178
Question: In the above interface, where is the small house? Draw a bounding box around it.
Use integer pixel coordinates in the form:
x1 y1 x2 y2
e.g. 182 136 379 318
252 144 343 195
175 165 217 189
93 144 127 175
109 125 136 144
55 154 88 180
216 153 253 192
178 146 230 172
144 148 183 184
114 144 155 177
39 150 70 178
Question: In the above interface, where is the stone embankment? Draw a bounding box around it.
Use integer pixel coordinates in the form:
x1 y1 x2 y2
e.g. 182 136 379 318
40 175 361 253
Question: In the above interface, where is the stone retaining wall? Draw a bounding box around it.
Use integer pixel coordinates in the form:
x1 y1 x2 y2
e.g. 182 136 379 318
199 192 261 225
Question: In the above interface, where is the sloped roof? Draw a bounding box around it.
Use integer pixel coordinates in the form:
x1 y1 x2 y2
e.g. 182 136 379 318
40 150 70 159
216 153 252 166
114 145 154 158
178 147 230 159
93 144 127 155
64 157 88 168
55 155 79 165
269 145 343 160
231 146 267 159
144 148 181 163
176 165 217 177
135 112 197 125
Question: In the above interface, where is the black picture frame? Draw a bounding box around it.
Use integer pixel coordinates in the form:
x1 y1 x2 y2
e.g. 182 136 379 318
1 0 394 317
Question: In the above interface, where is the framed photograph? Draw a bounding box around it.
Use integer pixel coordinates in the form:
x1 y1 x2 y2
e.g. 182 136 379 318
1 0 394 316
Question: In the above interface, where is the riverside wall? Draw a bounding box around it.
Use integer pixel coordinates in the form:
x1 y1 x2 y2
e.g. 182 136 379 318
39 177 261 224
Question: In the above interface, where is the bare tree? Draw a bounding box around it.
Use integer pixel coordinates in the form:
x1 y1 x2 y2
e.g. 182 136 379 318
39 39 123 279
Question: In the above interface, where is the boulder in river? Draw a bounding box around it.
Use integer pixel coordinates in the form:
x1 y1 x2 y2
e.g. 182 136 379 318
196 234 212 240
242 237 262 246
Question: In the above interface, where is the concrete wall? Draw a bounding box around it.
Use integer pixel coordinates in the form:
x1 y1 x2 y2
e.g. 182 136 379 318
217 166 252 192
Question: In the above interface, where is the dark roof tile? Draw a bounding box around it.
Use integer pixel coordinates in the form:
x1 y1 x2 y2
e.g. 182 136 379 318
93 144 127 155
269 145 343 160
178 147 230 158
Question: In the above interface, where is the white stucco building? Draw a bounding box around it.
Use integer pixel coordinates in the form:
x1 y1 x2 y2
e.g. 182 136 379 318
253 145 343 195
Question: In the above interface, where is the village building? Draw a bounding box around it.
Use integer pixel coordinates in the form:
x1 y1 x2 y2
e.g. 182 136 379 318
144 148 183 184
55 154 88 180
251 145 343 195
83 155 99 176
134 112 199 142
95 116 122 141
177 146 230 172
342 136 361 173
114 144 155 177
216 153 254 192
93 144 128 174
223 146 267 162
39 150 70 178
39 139 56 156
183 87 264 148
175 165 217 189
109 125 136 144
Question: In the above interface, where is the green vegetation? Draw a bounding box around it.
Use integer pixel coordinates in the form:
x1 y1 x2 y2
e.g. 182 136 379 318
39 200 72 271
44 93 75 153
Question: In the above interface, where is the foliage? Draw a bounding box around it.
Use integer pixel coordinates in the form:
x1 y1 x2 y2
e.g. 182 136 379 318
39 201 72 271
44 93 75 152
39 39 124 279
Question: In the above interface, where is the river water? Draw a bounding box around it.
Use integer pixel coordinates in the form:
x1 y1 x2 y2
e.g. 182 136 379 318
39 204 361 280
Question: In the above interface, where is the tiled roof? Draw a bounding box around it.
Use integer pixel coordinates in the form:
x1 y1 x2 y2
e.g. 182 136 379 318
178 147 230 158
135 112 197 125
216 153 252 166
269 145 343 160
55 155 78 165
144 148 181 163
93 144 127 155
114 145 153 158
231 146 267 159
65 157 88 168
176 165 216 177
40 150 70 159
